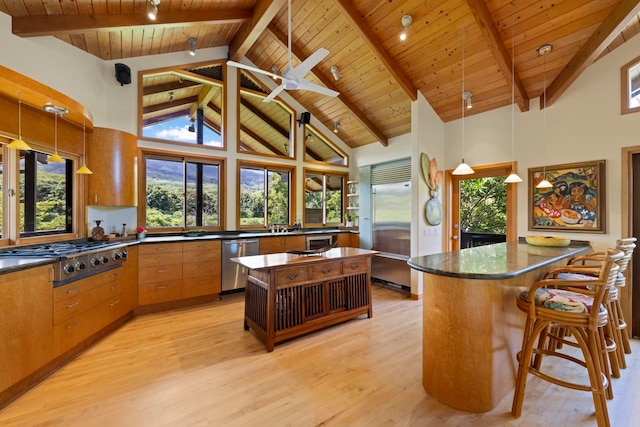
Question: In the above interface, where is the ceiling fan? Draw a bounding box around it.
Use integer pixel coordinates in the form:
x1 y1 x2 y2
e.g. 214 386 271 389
227 0 339 103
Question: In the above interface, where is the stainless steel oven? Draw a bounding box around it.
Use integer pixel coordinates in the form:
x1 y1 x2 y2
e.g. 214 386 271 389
306 235 333 250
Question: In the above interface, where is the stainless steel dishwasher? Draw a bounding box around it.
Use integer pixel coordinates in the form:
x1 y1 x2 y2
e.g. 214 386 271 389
221 239 259 293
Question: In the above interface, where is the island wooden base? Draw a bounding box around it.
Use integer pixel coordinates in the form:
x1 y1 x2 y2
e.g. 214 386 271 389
421 257 575 413
239 249 376 352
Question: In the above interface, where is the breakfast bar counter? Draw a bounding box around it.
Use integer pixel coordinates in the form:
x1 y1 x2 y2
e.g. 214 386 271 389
408 240 590 413
233 247 379 352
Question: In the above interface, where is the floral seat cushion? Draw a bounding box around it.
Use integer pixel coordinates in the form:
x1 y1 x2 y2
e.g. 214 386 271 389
518 288 606 314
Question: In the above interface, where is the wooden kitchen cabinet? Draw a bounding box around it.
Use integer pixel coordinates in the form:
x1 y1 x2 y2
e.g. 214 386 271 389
259 235 305 254
0 265 53 393
121 244 138 314
138 243 183 305
183 240 221 298
52 268 124 357
86 127 137 206
336 232 359 248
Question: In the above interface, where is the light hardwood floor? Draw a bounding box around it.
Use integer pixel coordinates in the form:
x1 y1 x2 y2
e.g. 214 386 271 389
1 284 639 427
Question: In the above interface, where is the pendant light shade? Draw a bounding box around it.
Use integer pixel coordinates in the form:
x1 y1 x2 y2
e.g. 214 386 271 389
505 15 522 184
76 119 93 175
47 111 65 163
8 92 33 151
453 12 474 176
535 44 553 190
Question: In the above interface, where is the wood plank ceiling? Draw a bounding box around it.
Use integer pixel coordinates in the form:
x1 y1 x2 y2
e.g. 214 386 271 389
2 0 639 149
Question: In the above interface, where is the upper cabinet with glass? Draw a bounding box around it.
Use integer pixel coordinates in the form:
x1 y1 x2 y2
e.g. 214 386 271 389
621 54 640 115
238 70 294 159
304 124 348 166
140 63 224 148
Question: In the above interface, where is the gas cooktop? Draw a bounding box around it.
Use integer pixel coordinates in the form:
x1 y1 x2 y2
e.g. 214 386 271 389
0 241 126 257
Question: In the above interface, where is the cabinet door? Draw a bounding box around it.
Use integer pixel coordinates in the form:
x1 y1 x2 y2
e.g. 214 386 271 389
86 127 137 206
259 236 285 254
183 240 221 297
336 233 359 248
0 265 53 391
121 245 138 314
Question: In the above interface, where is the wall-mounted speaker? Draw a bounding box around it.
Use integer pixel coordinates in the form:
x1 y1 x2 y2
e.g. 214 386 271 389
298 112 311 126
115 63 131 86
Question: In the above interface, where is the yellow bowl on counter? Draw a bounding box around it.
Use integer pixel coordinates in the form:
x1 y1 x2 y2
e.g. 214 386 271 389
525 235 571 247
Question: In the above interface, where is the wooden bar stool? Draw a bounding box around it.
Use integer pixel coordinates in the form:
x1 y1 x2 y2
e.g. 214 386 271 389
511 249 623 427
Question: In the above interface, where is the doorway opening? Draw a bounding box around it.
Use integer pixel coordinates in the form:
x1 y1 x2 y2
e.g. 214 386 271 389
622 147 640 337
446 163 517 251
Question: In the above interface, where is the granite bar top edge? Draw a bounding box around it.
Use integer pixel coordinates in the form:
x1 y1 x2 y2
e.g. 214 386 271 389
408 241 591 280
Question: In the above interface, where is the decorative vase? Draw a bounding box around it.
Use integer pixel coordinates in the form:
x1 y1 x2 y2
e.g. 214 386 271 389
91 220 105 241
137 231 147 240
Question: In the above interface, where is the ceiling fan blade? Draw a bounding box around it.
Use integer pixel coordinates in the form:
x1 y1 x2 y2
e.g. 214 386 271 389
290 48 329 80
263 84 286 103
296 79 339 97
227 60 282 80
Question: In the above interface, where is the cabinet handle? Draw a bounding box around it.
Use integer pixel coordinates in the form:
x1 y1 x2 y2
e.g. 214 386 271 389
109 300 119 307
110 273 118 278
65 321 78 330
286 273 299 280
321 269 333 274
156 256 166 260
94 195 98 203
157 269 167 273
157 285 167 290
66 301 79 309
350 264 360 270
66 287 79 295
110 284 119 290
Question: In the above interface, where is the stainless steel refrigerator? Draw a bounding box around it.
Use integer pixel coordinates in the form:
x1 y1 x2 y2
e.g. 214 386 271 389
371 181 411 288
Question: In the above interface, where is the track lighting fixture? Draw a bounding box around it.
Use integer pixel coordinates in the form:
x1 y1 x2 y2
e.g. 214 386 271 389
168 91 174 102
188 38 196 56
399 15 412 41
271 65 279 80
330 66 340 81
188 118 195 133
147 0 160 20
462 91 472 109
334 122 340 133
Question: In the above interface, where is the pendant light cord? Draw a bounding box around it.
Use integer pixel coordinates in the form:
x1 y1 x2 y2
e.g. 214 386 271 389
17 91 22 138
511 18 515 170
542 50 547 179
461 11 465 160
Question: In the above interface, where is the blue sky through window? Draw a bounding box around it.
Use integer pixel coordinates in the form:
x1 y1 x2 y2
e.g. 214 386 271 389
143 116 222 147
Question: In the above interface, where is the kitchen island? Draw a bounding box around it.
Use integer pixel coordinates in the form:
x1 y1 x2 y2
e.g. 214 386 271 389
233 247 378 352
408 240 590 413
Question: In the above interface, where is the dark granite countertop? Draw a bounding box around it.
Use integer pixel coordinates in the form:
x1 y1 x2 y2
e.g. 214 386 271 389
138 228 357 244
407 241 591 279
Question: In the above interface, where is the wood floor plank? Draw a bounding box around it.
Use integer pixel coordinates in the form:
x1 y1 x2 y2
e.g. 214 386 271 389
0 285 639 426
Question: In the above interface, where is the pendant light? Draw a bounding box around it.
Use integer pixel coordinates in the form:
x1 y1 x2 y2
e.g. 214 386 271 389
504 16 522 184
45 105 66 163
76 118 93 174
8 91 33 151
452 10 474 176
536 44 553 189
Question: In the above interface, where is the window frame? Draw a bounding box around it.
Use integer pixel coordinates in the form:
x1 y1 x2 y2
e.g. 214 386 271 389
236 69 296 160
303 167 348 227
138 62 227 150
303 124 349 167
138 149 226 233
621 54 640 115
237 159 296 230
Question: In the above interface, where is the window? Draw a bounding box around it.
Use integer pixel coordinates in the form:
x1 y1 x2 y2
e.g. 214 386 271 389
140 63 225 148
143 154 223 230
621 54 640 115
238 70 294 159
238 162 294 228
19 150 73 236
304 169 347 226
304 125 348 166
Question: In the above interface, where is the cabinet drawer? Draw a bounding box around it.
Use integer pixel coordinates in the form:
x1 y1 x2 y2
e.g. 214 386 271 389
53 276 123 325
183 275 220 298
53 269 120 304
53 299 111 357
139 243 182 256
138 279 183 305
139 264 183 284
310 262 342 280
183 240 220 253
183 261 218 278
139 252 183 267
275 267 309 285
342 259 368 274
182 251 219 265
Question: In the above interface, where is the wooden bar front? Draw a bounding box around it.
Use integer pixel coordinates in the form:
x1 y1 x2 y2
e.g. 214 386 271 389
233 248 379 352
408 241 590 413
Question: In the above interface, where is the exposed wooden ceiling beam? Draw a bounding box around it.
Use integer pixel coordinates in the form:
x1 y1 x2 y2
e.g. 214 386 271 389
228 0 286 61
265 25 388 146
543 0 640 108
240 98 289 138
143 108 190 126
331 0 417 102
143 80 201 96
143 96 198 115
466 0 529 112
12 9 252 37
